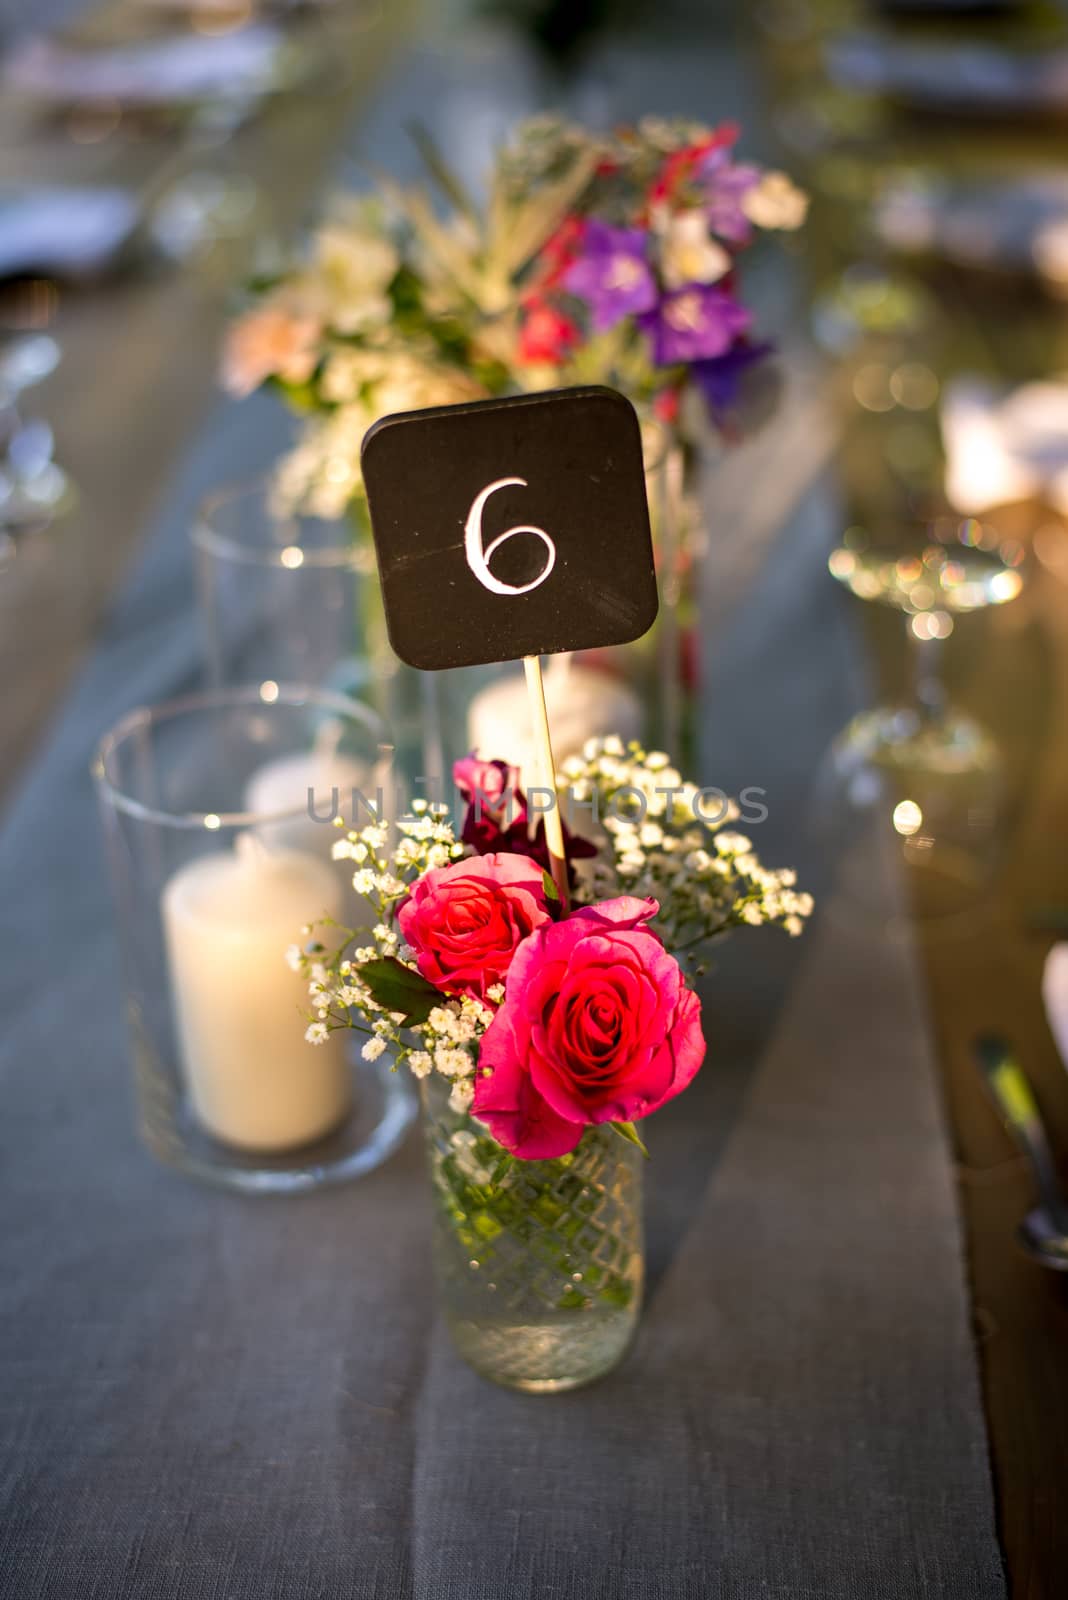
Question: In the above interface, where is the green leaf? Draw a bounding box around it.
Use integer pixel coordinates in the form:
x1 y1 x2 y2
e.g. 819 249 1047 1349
490 1152 514 1186
541 869 560 904
358 957 442 1025
610 1121 650 1158
406 120 481 224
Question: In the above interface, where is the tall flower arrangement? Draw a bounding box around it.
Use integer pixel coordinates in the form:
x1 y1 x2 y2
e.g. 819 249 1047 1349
222 116 807 521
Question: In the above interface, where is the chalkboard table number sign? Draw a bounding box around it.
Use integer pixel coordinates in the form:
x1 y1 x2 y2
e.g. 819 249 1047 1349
360 385 659 906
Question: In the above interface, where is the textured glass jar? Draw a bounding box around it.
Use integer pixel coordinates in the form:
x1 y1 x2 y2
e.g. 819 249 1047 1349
422 1075 643 1392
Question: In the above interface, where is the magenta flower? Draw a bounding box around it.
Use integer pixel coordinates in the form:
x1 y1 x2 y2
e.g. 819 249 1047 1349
453 753 597 887
696 148 761 244
473 896 706 1159
453 755 514 813
562 220 657 333
641 285 753 367
397 853 552 1003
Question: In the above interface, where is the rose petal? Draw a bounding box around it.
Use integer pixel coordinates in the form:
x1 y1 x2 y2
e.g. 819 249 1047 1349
474 1008 583 1158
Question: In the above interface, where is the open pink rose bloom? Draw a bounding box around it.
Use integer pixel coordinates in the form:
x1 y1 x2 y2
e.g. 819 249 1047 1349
473 895 706 1159
397 852 552 1002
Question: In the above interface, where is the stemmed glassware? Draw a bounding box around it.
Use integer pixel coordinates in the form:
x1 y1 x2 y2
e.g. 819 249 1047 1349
0 334 75 538
818 512 1027 918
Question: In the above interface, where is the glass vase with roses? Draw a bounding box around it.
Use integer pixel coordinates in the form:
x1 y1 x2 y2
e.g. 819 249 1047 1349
292 740 812 1392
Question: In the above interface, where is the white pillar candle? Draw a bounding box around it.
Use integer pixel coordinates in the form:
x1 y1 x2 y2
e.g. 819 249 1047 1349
466 657 643 788
243 749 373 855
1043 943 1068 1074
162 835 351 1151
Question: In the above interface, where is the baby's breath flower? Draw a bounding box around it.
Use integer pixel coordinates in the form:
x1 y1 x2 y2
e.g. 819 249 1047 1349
449 1079 475 1114
293 739 811 1102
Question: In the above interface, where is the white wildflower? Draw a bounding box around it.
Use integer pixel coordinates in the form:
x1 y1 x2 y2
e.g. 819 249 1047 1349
741 171 809 231
658 209 731 289
306 222 398 334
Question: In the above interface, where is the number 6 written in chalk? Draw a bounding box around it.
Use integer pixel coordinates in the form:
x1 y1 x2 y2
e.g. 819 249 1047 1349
464 477 556 597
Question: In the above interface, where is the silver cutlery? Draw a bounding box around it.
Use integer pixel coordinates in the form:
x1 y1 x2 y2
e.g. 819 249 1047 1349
975 1033 1068 1271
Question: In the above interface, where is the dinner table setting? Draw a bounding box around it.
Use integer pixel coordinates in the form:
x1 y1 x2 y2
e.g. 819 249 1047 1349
1 0 1067 1596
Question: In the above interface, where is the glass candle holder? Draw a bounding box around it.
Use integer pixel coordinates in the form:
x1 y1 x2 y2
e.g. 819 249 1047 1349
93 684 414 1193
190 479 436 783
191 480 386 700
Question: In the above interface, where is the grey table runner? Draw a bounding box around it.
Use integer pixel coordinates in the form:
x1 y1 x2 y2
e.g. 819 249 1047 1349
0 388 1007 1600
1 19 1006 1599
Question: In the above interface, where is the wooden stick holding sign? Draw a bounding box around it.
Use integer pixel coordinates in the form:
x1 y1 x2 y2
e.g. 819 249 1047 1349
360 386 658 903
522 653 569 908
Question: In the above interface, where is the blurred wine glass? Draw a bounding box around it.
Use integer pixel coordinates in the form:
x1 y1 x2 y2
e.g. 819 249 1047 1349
0 333 76 536
816 513 1027 919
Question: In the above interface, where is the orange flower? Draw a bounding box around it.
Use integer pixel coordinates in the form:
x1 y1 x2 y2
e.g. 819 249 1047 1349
221 302 322 398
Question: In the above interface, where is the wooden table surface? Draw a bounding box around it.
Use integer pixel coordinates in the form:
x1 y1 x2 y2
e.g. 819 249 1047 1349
750 0 1068 1584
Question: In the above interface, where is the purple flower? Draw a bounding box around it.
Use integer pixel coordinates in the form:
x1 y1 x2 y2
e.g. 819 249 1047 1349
641 285 753 367
562 220 657 333
696 148 760 244
694 340 771 412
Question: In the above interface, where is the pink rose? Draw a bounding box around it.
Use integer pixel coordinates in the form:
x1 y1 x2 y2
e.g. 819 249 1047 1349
397 852 552 1002
452 752 597 884
473 896 705 1159
453 755 515 811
